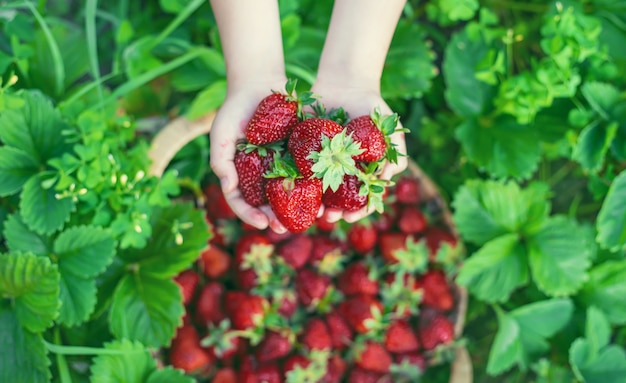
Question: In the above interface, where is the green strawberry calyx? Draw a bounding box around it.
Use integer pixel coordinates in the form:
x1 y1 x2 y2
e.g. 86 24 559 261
309 129 364 192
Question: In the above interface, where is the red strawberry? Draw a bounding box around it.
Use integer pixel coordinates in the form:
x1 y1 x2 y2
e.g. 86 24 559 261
322 355 348 383
255 363 282 383
234 233 274 290
354 341 393 373
283 354 310 374
295 268 331 306
322 174 368 212
372 212 395 232
310 235 342 264
245 85 299 145
397 205 428 234
344 115 386 162
337 262 379 296
174 270 199 305
325 311 354 350
224 291 267 330
315 214 337 232
238 356 258 383
424 227 458 258
420 270 454 311
196 281 226 325
347 221 378 254
276 290 298 318
301 318 332 351
288 118 343 178
394 176 420 205
394 352 426 372
204 183 236 220
201 322 241 361
235 145 276 206
419 315 455 350
348 368 390 383
170 325 214 376
338 294 384 334
266 177 323 233
212 368 237 383
200 245 231 279
378 232 410 263
256 330 293 362
278 234 313 269
384 319 420 353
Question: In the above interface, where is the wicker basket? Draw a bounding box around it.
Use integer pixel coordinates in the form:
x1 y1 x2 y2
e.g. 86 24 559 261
148 113 473 383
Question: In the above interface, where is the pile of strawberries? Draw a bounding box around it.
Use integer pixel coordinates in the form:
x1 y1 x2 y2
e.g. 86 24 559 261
167 169 464 382
234 79 405 233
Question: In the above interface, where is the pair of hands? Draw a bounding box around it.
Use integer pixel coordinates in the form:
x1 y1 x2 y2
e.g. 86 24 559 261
209 78 408 233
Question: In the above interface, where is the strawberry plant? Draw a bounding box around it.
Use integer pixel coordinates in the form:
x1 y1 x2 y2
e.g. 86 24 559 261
1 0 626 382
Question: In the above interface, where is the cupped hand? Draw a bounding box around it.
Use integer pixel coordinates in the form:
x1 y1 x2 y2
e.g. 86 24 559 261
209 79 290 233
310 84 408 224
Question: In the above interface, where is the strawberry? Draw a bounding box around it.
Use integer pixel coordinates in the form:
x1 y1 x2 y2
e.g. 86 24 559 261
384 319 420 353
234 233 274 290
283 354 311 374
224 291 267 330
322 355 348 383
295 268 331 307
315 214 337 232
301 318 332 351
204 183 236 220
255 363 282 383
200 244 231 279
394 353 426 373
174 269 199 305
394 176 420 205
325 311 354 350
276 290 298 318
423 226 458 258
196 281 226 325
256 330 293 362
338 294 384 334
420 269 454 311
212 368 237 383
397 205 428 234
246 79 313 145
347 368 390 383
347 221 378 254
354 341 392 373
170 325 214 376
288 118 344 178
322 174 368 212
234 144 277 207
337 262 379 296
378 232 410 264
344 115 386 162
277 234 313 269
265 177 323 233
201 320 242 361
310 235 342 264
419 314 455 350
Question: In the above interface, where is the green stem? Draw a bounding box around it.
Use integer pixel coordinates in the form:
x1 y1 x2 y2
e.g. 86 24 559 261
54 328 73 383
85 0 104 107
547 162 575 187
45 340 143 356
150 0 205 49
568 193 583 218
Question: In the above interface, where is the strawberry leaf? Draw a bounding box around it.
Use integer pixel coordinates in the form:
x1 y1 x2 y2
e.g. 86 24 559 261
0 308 51 383
596 170 626 252
147 366 194 383
579 260 626 325
20 174 75 235
456 234 528 303
90 339 172 383
0 146 40 197
3 213 52 256
58 274 97 328
572 121 618 174
109 274 184 348
0 252 60 332
488 299 573 376
527 216 593 297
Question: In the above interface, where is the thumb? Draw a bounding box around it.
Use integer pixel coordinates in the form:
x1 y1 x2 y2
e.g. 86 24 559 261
209 134 238 194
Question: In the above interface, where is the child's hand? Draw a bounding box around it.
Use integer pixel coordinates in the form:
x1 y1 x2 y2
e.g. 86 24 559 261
310 84 408 224
209 80 289 233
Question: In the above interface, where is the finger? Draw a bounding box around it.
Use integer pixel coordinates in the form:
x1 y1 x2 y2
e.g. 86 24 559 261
259 205 287 234
343 205 376 223
317 204 325 218
323 208 344 223
223 189 269 230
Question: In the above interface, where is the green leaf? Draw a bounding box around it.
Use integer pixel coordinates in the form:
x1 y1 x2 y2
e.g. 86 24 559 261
572 121 619 173
579 260 626 325
4 213 52 256
146 367 194 383
381 20 436 99
528 216 593 296
90 339 157 383
443 30 496 117
455 116 541 179
596 170 626 251
439 0 479 21
58 273 97 326
585 306 611 353
109 274 184 347
487 308 523 375
452 179 549 245
123 203 209 279
54 225 116 278
0 90 70 164
0 146 40 197
581 82 621 120
456 234 528 302
20 174 74 235
0 308 51 383
0 252 59 332
186 79 227 120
